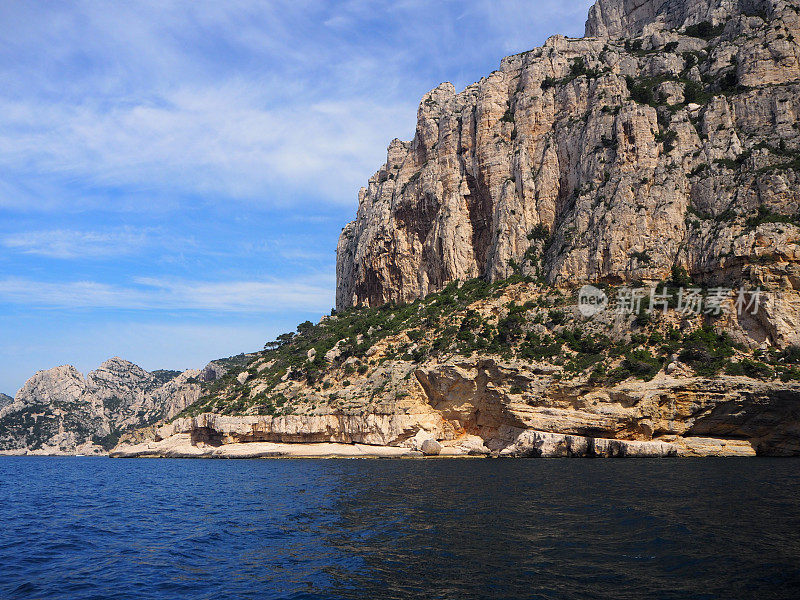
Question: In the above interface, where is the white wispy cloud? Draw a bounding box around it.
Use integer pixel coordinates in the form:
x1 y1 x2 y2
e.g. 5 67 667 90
0 1 596 212
133 276 335 312
0 274 335 313
0 92 410 207
2 227 172 259
0 1 423 211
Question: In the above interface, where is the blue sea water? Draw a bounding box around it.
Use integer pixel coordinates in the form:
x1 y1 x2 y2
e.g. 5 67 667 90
1 457 799 600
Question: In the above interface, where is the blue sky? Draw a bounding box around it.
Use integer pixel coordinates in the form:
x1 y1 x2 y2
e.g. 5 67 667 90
0 0 593 394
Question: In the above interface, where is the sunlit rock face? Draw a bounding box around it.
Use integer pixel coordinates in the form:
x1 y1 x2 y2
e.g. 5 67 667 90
112 355 800 458
0 358 207 455
584 0 746 38
336 0 800 347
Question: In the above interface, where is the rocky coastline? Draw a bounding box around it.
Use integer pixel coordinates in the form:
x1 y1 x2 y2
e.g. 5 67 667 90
5 0 800 459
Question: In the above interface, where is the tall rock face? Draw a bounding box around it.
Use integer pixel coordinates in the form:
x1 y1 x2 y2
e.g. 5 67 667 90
336 0 800 346
0 393 12 410
0 358 205 455
585 0 747 38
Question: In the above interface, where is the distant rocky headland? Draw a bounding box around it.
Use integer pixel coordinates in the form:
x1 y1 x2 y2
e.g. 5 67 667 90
4 0 800 458
0 358 229 455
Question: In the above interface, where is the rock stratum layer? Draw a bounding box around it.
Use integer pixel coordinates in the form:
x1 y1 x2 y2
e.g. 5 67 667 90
335 0 800 348
0 358 212 455
113 367 800 458
112 357 798 459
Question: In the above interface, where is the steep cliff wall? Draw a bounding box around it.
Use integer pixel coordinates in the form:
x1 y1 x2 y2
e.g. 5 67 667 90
110 0 800 459
584 0 758 38
335 0 800 347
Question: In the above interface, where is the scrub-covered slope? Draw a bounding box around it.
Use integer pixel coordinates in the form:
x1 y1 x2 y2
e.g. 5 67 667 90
116 276 800 457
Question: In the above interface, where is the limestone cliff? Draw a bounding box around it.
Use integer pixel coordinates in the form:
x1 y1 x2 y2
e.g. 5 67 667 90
585 0 749 38
335 0 800 348
0 358 210 455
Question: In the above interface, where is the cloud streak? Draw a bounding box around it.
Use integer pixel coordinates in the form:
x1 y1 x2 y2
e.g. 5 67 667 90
0 1 425 211
0 274 335 313
2 227 174 259
0 0 594 212
0 92 411 208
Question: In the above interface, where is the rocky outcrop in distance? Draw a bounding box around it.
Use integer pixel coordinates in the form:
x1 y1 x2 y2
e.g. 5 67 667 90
0 358 222 455
335 0 800 349
0 393 12 410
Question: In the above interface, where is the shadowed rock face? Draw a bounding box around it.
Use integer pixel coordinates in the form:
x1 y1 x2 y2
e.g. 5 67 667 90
0 394 12 410
335 0 800 347
0 358 207 455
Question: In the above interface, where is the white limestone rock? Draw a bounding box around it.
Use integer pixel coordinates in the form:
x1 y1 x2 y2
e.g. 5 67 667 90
420 439 443 456
0 358 202 455
335 0 800 348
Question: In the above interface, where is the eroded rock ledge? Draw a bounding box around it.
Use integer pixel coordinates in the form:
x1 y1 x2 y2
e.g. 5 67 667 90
109 421 753 459
111 365 799 458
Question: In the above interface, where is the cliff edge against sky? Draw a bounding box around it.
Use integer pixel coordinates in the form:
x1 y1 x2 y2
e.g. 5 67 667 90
335 0 800 351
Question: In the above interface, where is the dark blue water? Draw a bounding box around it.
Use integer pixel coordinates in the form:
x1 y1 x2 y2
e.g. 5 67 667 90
1 457 799 600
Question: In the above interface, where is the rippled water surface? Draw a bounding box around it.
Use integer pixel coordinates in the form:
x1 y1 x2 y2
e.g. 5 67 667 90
1 457 799 599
